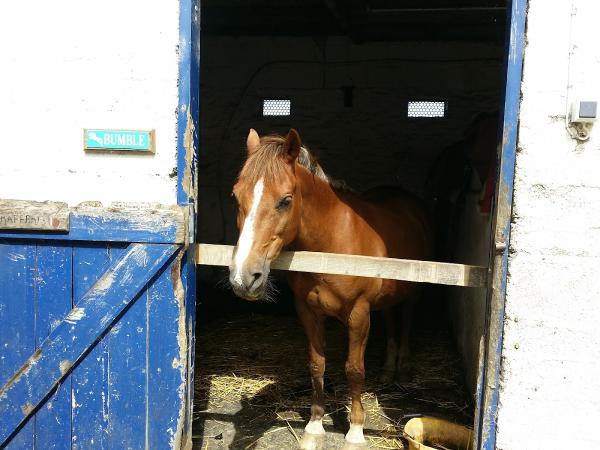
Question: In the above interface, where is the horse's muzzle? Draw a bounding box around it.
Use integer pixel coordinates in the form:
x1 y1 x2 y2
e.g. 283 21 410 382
229 265 267 301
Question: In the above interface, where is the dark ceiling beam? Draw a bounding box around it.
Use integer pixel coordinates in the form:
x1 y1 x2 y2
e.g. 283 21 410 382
200 5 506 42
322 0 370 43
322 0 350 31
201 6 341 35
368 0 506 9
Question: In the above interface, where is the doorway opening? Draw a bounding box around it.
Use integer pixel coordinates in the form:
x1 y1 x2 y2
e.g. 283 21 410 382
195 1 508 448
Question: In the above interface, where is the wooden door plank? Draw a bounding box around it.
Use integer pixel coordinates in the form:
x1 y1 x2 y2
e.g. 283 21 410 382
0 242 36 449
71 244 113 450
105 246 148 449
0 205 186 244
0 200 69 231
147 259 187 449
34 243 73 449
0 243 179 446
477 1 527 448
180 251 196 447
195 243 488 288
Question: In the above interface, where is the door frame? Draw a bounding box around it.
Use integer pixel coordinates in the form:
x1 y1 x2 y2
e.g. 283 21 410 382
475 1 527 449
190 1 527 449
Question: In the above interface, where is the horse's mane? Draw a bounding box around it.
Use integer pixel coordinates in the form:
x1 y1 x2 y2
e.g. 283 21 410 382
239 134 351 191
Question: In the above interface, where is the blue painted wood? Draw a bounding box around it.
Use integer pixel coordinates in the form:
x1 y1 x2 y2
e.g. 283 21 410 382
477 1 527 449
177 0 200 205
71 244 112 450
176 2 199 440
175 1 199 444
105 246 148 449
147 255 186 449
1 3 198 447
181 249 197 442
0 243 179 446
0 243 36 449
145 249 195 449
34 243 73 450
0 210 184 244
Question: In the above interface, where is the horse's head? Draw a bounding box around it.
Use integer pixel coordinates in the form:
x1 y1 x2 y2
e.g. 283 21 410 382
229 128 303 300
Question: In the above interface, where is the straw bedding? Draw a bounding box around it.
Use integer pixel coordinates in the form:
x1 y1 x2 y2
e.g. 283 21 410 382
193 313 472 450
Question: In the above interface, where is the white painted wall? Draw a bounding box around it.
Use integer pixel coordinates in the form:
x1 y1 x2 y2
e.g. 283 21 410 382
0 1 181 206
498 1 600 448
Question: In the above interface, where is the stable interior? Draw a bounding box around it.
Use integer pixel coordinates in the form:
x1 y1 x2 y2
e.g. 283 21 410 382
194 1 507 448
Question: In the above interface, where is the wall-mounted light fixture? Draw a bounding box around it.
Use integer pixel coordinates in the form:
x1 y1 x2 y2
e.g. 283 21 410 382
567 99 597 141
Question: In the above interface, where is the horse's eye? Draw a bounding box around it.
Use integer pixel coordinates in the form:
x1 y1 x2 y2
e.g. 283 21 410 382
276 195 292 211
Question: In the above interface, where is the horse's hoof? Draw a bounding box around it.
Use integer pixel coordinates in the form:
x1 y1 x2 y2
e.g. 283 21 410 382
299 432 325 450
341 440 368 450
344 424 366 448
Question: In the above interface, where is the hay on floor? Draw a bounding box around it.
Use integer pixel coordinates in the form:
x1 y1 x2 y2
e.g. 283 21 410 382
194 313 472 449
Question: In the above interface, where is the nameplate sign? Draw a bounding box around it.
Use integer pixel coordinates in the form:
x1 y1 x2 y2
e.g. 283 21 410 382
84 129 155 153
0 201 69 232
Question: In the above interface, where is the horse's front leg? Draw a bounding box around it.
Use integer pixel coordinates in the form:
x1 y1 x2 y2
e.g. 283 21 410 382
295 298 327 450
344 302 371 448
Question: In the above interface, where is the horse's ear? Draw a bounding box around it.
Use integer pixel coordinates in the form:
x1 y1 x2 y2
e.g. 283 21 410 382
284 128 301 164
247 128 260 155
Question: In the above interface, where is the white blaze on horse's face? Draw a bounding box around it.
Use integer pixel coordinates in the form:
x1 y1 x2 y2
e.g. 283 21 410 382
233 177 264 279
230 178 267 299
230 128 303 301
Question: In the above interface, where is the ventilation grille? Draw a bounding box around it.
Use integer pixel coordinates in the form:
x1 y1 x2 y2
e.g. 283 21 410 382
407 101 446 118
262 99 291 117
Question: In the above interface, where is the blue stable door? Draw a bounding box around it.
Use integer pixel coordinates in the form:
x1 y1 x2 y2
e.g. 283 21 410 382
0 208 196 449
0 0 199 446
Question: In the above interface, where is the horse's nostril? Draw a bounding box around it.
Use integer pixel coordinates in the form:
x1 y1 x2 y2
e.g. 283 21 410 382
252 271 263 282
246 271 263 290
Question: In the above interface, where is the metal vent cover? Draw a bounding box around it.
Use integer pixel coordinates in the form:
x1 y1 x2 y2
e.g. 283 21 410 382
407 101 446 118
262 99 291 116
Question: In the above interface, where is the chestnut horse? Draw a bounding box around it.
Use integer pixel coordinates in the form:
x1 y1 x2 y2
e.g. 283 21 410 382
229 129 432 448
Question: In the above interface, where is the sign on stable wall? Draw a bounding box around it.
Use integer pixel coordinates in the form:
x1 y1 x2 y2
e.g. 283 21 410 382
84 129 155 153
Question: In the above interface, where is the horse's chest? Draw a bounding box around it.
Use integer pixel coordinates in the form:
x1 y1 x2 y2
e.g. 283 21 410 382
305 285 343 316
290 272 378 318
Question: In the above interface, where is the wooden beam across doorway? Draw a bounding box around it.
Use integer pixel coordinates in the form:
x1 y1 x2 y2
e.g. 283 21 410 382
195 244 487 288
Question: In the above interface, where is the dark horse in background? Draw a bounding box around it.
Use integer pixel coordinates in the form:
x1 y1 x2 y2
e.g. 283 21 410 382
427 111 499 261
229 128 432 448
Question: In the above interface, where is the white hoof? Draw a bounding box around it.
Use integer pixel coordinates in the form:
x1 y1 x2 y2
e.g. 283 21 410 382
300 420 325 450
341 442 368 450
299 431 324 450
304 419 325 435
345 424 365 444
